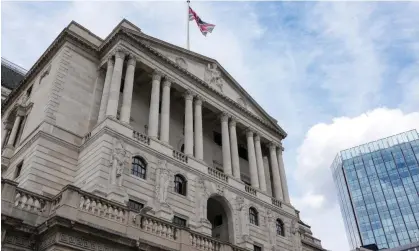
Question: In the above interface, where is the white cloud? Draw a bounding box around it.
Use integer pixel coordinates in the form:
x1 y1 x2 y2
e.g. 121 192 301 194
294 108 419 250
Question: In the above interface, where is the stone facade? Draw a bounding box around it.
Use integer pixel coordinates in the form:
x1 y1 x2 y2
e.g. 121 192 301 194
1 19 325 251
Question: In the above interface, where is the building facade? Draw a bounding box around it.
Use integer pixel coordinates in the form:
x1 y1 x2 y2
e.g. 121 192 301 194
332 130 419 250
1 19 325 251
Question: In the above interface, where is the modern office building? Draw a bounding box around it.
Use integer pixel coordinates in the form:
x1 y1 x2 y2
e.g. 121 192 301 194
332 130 419 250
1 19 325 251
1 58 27 102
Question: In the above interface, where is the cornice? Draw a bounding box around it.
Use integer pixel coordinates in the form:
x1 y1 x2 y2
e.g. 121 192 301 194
100 29 286 140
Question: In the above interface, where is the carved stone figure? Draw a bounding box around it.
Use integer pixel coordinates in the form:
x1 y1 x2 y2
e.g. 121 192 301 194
195 176 210 220
155 160 171 205
291 219 302 251
175 57 187 69
204 63 224 92
110 139 128 187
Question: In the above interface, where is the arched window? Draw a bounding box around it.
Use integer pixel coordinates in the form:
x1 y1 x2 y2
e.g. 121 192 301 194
131 156 147 179
276 219 285 236
174 174 187 196
249 207 258 226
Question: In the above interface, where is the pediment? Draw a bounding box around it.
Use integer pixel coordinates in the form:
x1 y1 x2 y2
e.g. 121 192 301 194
109 20 283 133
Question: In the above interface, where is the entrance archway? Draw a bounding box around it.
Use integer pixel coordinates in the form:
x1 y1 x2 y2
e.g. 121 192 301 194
206 195 234 243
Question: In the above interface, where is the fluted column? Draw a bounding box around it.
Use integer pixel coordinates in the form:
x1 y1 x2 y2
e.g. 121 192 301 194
148 70 162 138
254 135 267 192
221 113 232 175
160 78 171 143
277 145 290 203
6 116 22 147
194 96 203 160
246 129 259 188
98 57 114 122
229 118 240 179
184 91 194 155
120 55 136 124
269 143 283 200
106 49 126 117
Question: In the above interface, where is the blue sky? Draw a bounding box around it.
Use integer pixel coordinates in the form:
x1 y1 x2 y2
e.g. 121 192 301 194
2 1 419 250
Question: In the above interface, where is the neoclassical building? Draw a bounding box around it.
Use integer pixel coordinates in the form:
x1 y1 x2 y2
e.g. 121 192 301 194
1 19 325 251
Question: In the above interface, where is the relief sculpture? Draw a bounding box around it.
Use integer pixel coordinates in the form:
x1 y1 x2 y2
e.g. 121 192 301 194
155 160 172 206
204 63 224 93
291 219 303 251
110 139 128 187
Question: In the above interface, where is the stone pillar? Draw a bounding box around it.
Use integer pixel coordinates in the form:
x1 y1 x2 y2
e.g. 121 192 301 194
269 143 283 200
184 91 194 156
254 135 267 192
277 146 290 203
120 55 136 124
246 129 259 188
106 49 126 117
160 78 171 143
194 96 203 160
98 56 114 122
6 116 22 147
229 118 240 179
148 70 162 138
221 113 232 176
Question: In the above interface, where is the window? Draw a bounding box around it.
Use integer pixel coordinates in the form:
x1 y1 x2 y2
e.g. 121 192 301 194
180 144 185 153
13 116 25 147
2 130 11 149
131 156 147 179
174 174 187 196
249 207 258 226
253 245 262 251
15 161 23 179
214 215 223 227
213 131 222 146
238 144 248 160
26 85 33 98
276 219 285 236
173 216 187 227
127 200 144 212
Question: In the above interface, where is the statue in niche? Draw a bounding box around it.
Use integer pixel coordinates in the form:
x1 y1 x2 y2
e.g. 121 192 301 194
110 139 128 187
195 176 210 220
204 63 224 93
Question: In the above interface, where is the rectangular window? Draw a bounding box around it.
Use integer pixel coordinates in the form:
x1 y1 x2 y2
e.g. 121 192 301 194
127 200 144 212
15 161 23 179
253 245 262 251
173 216 187 227
13 117 25 147
26 85 33 97
213 131 222 146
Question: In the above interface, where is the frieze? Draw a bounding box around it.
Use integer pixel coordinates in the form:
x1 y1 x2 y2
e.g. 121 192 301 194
4 234 34 249
58 232 119 251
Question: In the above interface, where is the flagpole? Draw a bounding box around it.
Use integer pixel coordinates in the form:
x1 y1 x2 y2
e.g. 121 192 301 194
186 0 190 50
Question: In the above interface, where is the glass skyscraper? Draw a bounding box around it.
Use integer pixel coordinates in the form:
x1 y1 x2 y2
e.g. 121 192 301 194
331 129 419 250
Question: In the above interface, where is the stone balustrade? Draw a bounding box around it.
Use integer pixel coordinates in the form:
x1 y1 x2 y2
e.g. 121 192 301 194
139 214 178 240
14 188 48 214
50 194 62 215
133 130 150 145
173 149 188 163
244 185 256 196
190 232 222 251
79 192 127 223
271 197 282 208
302 234 322 246
208 167 228 182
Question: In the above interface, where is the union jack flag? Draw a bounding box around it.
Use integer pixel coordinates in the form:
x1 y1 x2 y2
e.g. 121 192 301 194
189 7 215 36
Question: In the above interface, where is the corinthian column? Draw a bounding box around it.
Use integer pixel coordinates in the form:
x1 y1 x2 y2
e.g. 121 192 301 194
184 91 194 156
106 49 125 117
120 54 136 124
221 113 232 175
277 145 290 203
246 129 259 188
254 134 267 192
160 78 171 143
148 70 162 138
269 143 283 200
194 96 203 160
98 57 114 122
229 118 240 179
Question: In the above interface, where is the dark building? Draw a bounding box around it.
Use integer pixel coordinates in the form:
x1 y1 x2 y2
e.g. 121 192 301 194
1 57 27 101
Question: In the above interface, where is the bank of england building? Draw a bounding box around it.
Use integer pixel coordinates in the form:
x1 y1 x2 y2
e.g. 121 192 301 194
1 19 325 251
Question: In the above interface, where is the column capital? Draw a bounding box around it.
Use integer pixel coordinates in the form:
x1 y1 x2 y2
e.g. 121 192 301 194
219 112 230 122
162 78 172 88
183 90 194 101
246 128 254 138
127 54 137 67
269 142 279 151
195 97 203 106
152 70 163 81
107 56 115 66
254 134 261 142
229 117 237 127
114 48 126 59
276 143 285 153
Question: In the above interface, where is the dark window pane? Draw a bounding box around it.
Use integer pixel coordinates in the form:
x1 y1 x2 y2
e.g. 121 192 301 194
132 156 147 179
127 200 144 212
173 216 187 227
